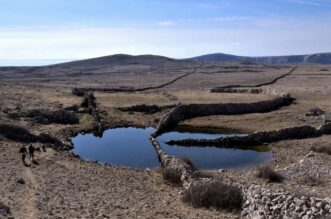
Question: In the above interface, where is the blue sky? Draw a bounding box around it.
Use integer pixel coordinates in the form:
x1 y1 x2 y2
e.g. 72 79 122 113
0 0 331 65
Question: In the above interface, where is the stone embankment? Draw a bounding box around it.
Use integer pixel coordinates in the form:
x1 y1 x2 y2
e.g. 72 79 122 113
153 94 292 136
149 136 331 219
118 104 177 114
166 123 331 148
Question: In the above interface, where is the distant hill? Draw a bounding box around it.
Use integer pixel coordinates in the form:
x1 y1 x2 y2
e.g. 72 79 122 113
187 52 331 64
51 54 175 68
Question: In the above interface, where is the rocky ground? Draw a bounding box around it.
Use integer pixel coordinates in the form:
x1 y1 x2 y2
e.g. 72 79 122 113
0 61 330 218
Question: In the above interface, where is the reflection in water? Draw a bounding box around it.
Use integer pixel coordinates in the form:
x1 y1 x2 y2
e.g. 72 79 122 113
71 127 272 169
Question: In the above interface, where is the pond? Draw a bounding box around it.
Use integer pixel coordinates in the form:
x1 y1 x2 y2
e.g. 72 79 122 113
71 127 272 170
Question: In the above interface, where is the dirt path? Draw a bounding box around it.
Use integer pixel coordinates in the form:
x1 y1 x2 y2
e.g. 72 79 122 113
23 167 38 219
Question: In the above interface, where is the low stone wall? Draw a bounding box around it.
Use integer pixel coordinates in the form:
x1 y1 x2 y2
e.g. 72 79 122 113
242 185 331 219
149 136 194 189
150 136 331 219
166 125 321 147
154 94 292 136
118 104 177 114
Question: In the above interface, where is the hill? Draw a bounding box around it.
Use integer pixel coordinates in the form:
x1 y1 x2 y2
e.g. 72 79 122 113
187 52 331 64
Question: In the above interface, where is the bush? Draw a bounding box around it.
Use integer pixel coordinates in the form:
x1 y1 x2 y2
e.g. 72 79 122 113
38 133 63 146
305 107 325 117
180 157 198 171
162 168 182 185
257 166 284 183
311 144 331 155
0 123 38 142
27 109 79 124
182 181 243 211
71 88 86 96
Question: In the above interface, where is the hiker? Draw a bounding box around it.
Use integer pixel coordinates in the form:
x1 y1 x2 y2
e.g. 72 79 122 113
28 144 35 160
19 146 27 164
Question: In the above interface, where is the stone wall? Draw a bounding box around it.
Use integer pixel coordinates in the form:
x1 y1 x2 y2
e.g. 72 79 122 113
150 136 331 219
242 185 331 219
154 94 292 136
166 125 320 148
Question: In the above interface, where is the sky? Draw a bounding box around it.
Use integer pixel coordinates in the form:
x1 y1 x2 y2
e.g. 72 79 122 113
0 0 331 65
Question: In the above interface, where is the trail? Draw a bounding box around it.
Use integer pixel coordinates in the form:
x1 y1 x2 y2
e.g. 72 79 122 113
23 167 38 219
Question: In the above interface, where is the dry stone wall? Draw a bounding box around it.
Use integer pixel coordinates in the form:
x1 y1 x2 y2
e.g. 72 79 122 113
154 94 292 136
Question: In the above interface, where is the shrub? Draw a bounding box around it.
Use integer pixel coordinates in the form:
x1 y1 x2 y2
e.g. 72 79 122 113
162 167 182 185
257 166 284 183
182 181 243 211
71 88 86 96
305 107 325 117
180 157 198 171
0 123 37 142
27 109 79 124
38 133 63 146
311 144 331 155
64 104 78 111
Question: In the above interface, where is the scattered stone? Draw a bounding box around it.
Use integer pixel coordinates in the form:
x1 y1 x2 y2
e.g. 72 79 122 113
0 202 11 215
16 178 25 184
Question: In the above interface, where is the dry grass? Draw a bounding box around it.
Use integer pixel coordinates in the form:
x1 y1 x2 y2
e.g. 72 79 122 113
257 166 284 183
162 168 182 186
182 181 243 211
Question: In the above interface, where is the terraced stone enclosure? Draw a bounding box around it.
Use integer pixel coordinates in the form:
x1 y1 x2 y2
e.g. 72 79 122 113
0 58 330 218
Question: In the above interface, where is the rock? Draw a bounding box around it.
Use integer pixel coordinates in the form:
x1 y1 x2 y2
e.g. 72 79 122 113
0 202 11 215
16 178 25 184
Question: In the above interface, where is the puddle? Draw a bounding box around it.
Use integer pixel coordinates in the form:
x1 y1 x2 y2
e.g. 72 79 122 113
71 127 272 169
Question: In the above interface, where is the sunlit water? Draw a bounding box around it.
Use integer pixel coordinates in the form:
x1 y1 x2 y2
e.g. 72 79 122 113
71 127 272 170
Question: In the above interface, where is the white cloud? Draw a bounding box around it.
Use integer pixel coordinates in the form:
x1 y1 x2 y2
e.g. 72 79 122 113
0 21 330 64
283 0 328 6
156 21 176 27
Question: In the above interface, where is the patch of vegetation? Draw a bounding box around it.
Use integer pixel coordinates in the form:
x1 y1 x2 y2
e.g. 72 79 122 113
71 87 86 96
38 133 63 147
162 167 182 186
180 157 198 171
27 109 79 124
182 181 243 211
256 166 284 183
305 107 325 117
63 104 79 111
311 144 331 155
0 123 38 142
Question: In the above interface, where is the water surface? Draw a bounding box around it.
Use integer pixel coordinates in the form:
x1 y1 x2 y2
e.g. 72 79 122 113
72 127 272 169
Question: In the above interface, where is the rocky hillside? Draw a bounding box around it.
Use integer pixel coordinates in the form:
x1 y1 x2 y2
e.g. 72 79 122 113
188 52 331 64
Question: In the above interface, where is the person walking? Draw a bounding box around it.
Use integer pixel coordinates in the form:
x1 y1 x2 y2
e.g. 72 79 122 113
19 146 27 164
28 144 35 161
